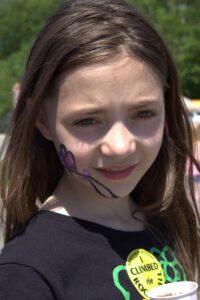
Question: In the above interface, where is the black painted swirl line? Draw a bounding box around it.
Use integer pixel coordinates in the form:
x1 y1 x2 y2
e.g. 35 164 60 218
67 166 118 199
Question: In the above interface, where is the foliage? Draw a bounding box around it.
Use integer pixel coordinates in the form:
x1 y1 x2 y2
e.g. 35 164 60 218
0 42 29 115
0 0 63 130
129 0 200 98
0 0 62 59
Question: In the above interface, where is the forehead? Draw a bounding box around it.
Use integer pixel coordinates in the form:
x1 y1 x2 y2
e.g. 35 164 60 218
48 55 164 112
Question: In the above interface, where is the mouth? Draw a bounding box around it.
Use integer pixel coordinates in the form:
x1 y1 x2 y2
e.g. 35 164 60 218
95 164 137 180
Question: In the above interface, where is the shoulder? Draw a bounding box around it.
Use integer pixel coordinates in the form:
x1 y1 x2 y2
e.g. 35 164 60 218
0 263 56 300
0 210 101 268
0 211 80 299
0 211 78 274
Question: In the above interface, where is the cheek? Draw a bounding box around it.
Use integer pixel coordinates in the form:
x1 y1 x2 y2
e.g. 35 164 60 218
148 117 165 150
68 142 94 165
142 129 164 160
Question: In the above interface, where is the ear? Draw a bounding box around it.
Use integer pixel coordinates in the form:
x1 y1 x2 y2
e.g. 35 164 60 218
36 108 52 141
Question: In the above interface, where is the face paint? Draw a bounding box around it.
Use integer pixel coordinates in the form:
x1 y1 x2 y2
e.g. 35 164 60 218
59 144 118 198
59 144 76 171
82 169 91 178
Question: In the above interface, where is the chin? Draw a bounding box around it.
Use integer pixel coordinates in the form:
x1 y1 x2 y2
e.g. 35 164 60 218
109 187 135 199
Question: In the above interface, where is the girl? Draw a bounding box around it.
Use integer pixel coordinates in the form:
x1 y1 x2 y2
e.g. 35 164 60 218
0 0 199 299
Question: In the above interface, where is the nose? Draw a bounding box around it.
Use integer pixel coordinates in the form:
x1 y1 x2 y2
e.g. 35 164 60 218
100 122 135 158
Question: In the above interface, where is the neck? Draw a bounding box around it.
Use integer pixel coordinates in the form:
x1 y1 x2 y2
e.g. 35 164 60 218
41 173 145 231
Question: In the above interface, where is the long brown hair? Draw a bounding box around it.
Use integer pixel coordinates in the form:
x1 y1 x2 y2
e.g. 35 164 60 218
1 0 199 283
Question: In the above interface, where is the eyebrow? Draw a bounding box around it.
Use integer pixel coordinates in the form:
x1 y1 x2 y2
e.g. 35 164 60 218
128 99 162 109
65 99 162 116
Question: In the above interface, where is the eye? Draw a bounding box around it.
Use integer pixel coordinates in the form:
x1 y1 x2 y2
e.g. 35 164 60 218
73 118 99 126
136 110 156 119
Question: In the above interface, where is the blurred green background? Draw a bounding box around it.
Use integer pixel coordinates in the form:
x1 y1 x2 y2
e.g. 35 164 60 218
0 0 199 132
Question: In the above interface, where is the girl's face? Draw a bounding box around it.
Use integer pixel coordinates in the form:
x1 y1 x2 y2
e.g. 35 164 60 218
42 55 165 199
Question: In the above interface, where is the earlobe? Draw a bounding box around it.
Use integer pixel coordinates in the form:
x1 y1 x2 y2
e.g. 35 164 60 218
36 109 52 141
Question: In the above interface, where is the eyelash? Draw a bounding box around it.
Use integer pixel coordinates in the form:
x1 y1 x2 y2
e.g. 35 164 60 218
73 110 157 127
134 110 157 119
73 118 99 127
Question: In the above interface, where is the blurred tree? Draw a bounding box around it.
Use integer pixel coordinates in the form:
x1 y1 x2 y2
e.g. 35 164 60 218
0 0 63 128
0 42 29 116
129 0 200 98
0 0 63 59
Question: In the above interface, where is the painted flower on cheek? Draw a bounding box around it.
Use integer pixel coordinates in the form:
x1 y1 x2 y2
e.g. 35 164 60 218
58 143 118 199
59 144 77 171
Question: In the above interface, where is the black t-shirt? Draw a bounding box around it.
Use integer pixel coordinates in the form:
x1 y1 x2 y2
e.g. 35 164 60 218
0 210 187 299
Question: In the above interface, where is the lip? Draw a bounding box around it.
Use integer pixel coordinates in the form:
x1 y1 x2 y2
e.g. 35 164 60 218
95 164 137 180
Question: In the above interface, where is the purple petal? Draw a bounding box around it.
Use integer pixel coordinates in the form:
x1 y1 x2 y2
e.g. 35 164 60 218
64 151 76 170
82 169 90 178
59 144 67 156
59 153 65 166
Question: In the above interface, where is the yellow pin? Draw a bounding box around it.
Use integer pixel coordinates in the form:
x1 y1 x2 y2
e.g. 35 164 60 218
126 249 164 299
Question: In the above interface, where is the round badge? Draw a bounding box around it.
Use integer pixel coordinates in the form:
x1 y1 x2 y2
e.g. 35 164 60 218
126 249 164 298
